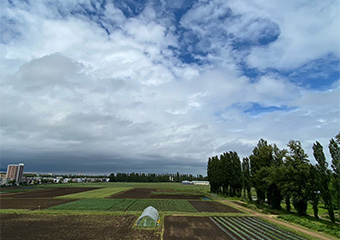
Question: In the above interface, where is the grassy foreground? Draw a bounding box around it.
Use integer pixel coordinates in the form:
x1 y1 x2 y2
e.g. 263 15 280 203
278 214 340 238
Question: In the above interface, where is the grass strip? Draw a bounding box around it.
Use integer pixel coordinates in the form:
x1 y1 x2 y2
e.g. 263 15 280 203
278 214 340 238
56 187 131 199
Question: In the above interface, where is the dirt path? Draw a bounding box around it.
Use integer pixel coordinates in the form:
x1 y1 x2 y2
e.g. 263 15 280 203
222 200 338 240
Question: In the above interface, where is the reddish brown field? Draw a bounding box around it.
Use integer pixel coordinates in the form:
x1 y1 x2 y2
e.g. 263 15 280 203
0 198 76 210
109 188 154 198
189 201 242 213
109 188 204 199
1 214 160 240
163 216 229 240
0 187 98 199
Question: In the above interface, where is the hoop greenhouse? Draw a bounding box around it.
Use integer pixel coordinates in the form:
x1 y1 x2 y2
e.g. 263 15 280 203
136 206 160 228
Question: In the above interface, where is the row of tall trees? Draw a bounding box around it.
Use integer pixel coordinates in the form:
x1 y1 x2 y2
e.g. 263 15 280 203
109 172 206 183
207 133 340 222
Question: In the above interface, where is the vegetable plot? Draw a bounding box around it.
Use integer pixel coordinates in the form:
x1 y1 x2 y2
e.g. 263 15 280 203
210 217 306 240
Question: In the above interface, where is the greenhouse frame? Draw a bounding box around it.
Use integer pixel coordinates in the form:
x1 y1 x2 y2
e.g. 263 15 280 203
136 206 159 228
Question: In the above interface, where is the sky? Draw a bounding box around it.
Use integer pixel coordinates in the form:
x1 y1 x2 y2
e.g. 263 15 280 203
0 0 339 175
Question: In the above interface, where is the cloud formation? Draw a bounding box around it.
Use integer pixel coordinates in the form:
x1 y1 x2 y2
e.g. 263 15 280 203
0 0 339 174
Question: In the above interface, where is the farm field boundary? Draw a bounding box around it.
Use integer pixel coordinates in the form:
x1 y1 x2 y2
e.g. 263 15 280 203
1 213 160 240
56 187 131 199
49 199 198 212
222 199 339 240
211 216 306 240
0 187 98 199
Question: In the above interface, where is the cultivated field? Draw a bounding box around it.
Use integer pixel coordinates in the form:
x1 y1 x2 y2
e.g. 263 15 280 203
0 187 97 198
164 216 306 240
0 183 318 239
56 187 131 199
0 198 75 210
1 214 159 240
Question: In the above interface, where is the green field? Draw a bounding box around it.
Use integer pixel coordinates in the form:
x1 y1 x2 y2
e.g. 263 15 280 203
126 199 197 212
50 199 197 212
56 187 131 199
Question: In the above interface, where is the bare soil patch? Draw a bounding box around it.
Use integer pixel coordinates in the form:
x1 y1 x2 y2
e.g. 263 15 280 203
1 214 159 240
163 216 230 240
0 187 98 199
189 201 242 213
0 198 75 210
109 188 154 198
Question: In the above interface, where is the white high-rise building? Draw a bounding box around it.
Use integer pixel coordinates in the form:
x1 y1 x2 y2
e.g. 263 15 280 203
6 163 24 183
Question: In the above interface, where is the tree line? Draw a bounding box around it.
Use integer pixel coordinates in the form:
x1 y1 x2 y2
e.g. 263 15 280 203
207 133 339 222
109 172 206 183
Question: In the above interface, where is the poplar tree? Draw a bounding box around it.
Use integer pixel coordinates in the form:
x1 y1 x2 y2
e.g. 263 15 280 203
286 140 310 216
313 141 335 222
329 133 340 209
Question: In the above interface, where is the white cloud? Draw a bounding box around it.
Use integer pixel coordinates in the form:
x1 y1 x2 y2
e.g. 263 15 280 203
0 0 339 173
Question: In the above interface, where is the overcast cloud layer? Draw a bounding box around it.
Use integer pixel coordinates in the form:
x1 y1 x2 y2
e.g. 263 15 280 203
1 0 339 175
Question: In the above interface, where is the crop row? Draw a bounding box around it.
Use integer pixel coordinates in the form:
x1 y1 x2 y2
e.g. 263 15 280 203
50 199 197 212
56 187 131 199
210 217 305 240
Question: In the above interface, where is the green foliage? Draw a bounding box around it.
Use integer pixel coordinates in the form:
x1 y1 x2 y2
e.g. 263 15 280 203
329 133 340 209
313 141 335 222
50 199 127 210
126 199 197 212
136 216 158 228
278 214 340 238
207 156 223 193
207 152 242 196
50 199 197 212
285 140 310 216
249 139 274 204
242 157 252 201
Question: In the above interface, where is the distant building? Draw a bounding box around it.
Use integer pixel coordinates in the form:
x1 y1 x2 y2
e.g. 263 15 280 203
0 177 10 185
181 180 210 185
192 181 209 186
6 163 24 183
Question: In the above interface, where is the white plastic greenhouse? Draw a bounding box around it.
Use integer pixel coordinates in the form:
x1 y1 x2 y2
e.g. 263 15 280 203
136 206 159 228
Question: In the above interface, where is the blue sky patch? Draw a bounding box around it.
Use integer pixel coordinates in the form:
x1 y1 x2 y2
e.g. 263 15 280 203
243 103 296 116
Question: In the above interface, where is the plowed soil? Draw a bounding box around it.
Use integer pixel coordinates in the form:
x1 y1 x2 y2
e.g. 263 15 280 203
1 214 159 240
0 187 98 199
109 188 154 198
0 198 75 210
163 216 230 240
189 201 242 213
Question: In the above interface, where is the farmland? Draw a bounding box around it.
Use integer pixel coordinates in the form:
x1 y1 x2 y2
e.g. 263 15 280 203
164 216 306 240
51 199 198 212
56 187 131 199
1 214 159 240
0 187 97 198
0 183 333 239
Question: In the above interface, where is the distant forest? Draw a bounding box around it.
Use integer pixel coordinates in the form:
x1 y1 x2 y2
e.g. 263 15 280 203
207 133 340 223
109 172 206 183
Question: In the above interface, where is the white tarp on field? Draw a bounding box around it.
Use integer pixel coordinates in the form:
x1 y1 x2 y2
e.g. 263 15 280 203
136 206 159 224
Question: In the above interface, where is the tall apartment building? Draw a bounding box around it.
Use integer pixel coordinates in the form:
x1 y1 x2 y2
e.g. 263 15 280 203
6 163 24 183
